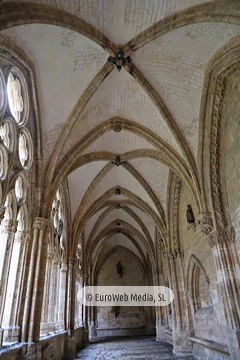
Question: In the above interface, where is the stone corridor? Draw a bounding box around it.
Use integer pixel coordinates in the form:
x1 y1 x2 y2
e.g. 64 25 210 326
75 336 195 360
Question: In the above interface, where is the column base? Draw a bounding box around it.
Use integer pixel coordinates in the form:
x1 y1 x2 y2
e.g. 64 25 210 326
88 324 97 338
227 328 240 360
172 330 193 356
83 325 89 345
156 325 167 341
0 328 4 347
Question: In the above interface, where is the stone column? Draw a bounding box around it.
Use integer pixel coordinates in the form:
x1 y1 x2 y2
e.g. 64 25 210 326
22 217 51 343
0 206 5 225
168 252 192 356
54 258 61 333
88 279 97 339
82 274 89 343
47 256 60 333
9 231 31 342
40 250 53 335
153 270 166 341
58 263 68 331
0 219 18 346
67 257 76 335
208 228 240 359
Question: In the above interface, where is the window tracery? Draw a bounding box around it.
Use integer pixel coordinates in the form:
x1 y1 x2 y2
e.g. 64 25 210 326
7 72 23 123
0 58 35 347
0 123 10 150
15 176 24 202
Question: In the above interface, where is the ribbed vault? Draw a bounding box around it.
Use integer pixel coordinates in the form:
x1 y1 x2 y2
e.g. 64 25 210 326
2 0 240 284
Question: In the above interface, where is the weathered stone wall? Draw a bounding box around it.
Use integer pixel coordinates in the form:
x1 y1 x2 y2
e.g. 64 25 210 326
178 183 227 343
225 77 240 256
0 328 83 360
96 250 154 336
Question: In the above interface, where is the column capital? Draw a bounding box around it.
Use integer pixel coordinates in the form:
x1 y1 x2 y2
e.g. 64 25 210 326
33 217 51 232
0 219 18 233
196 213 214 235
53 257 61 265
15 230 31 243
68 257 76 265
0 206 5 222
61 263 68 271
47 251 54 260
167 251 184 260
208 227 235 247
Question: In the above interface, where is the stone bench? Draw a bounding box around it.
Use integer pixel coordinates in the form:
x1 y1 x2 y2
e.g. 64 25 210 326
164 330 173 344
189 336 230 359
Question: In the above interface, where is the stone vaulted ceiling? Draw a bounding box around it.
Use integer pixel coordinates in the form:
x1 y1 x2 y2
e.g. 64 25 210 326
1 0 240 270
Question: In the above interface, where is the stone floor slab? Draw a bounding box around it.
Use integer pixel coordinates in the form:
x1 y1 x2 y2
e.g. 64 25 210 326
75 336 194 360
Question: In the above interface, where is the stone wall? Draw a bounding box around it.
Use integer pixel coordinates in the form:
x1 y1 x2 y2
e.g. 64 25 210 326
178 183 228 344
96 250 154 337
0 328 83 360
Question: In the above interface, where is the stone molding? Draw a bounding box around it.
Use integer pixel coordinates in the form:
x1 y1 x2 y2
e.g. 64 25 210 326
0 206 5 222
167 251 184 260
15 230 31 243
173 176 182 255
33 217 51 232
210 62 240 229
0 219 18 233
208 227 235 247
94 245 145 282
196 214 214 235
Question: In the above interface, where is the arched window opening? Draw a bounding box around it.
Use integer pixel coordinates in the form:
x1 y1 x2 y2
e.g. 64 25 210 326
41 185 68 336
7 72 23 123
188 256 212 314
0 59 34 348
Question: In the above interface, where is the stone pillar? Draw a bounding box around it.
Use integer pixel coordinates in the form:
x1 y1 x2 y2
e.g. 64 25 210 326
88 279 97 339
168 252 192 356
58 263 68 331
67 257 76 336
9 231 31 342
54 258 61 333
153 270 167 341
40 250 53 335
0 206 5 225
47 256 60 333
0 219 18 346
208 228 240 359
82 274 89 343
22 217 51 343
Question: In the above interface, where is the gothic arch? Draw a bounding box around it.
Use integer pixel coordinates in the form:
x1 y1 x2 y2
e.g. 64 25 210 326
94 245 146 283
187 254 211 313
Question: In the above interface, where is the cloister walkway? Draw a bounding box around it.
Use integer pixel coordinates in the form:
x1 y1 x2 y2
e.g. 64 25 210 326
75 336 195 360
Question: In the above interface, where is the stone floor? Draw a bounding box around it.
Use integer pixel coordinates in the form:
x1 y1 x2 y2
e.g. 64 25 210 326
75 336 195 359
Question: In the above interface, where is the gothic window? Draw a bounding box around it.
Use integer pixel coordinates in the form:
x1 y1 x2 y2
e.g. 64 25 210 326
7 72 23 123
40 185 68 336
0 123 10 150
0 57 34 346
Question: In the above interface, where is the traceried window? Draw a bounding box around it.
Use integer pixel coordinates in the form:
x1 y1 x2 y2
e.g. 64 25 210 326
40 185 68 336
0 123 10 149
0 59 34 347
7 72 23 123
